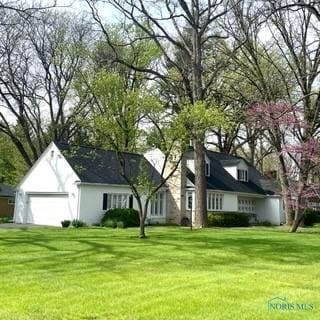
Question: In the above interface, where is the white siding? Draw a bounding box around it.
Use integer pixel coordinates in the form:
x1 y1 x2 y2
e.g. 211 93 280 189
79 184 167 225
223 160 248 180
79 184 132 225
186 159 195 173
186 154 210 175
144 149 165 174
255 196 282 225
224 166 237 179
223 193 238 211
14 143 80 224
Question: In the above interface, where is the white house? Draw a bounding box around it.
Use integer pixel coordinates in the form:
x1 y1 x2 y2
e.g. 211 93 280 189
14 141 284 227
14 142 167 226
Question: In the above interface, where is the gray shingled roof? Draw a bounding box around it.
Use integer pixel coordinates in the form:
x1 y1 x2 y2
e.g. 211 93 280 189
56 142 163 186
0 184 14 198
186 150 279 195
56 142 279 195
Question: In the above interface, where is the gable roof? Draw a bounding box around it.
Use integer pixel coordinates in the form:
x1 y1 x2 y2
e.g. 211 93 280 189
0 184 14 198
55 142 163 186
186 150 279 196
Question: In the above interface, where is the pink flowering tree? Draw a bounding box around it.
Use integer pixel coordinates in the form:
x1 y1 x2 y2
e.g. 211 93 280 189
247 102 320 232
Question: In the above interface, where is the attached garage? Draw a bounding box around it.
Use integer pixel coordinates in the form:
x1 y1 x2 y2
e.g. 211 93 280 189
26 193 72 226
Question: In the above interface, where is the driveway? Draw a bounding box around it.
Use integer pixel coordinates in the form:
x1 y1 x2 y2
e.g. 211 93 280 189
0 223 57 228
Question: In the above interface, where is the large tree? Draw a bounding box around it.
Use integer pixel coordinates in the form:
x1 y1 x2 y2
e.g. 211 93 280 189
86 0 235 228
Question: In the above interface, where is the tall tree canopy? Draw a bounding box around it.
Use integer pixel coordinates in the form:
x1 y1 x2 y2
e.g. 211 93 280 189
86 0 234 228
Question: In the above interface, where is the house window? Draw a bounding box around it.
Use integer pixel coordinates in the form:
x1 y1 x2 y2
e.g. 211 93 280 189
205 161 210 176
237 169 248 182
150 192 165 216
238 198 255 213
103 193 129 210
207 193 223 211
8 198 15 205
186 191 193 210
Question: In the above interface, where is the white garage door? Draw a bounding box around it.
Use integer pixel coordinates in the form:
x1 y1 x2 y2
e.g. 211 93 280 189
27 194 72 226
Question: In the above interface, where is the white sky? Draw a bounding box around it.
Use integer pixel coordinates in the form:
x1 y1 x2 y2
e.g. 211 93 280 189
40 0 119 22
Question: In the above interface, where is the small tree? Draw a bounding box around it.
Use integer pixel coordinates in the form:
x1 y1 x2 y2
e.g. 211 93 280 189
247 102 320 232
282 139 320 232
83 71 189 237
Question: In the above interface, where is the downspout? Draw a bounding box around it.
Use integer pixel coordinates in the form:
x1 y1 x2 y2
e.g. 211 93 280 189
75 181 81 221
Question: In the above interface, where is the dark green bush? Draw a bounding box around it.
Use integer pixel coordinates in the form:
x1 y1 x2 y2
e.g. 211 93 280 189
61 220 71 228
208 211 249 227
101 208 140 228
303 209 319 226
71 219 86 228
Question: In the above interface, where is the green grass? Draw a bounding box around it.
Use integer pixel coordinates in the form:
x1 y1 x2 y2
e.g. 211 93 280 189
0 225 320 320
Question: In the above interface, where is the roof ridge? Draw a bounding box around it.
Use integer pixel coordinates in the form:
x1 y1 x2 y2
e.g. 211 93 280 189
206 149 243 160
55 141 143 157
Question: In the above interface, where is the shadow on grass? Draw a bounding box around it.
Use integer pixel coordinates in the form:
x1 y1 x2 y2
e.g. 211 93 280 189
0 226 319 275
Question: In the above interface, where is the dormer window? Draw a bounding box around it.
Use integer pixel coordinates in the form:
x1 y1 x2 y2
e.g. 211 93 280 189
237 169 248 182
205 161 210 176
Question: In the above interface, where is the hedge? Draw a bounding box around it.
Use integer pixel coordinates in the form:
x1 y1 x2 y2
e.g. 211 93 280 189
303 209 320 226
208 211 249 227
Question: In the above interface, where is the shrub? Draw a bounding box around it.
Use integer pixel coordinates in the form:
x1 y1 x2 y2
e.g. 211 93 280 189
0 217 13 224
260 220 273 227
103 219 117 228
116 221 125 228
61 220 71 228
303 209 319 227
181 216 190 226
208 211 249 227
71 219 86 228
101 208 140 228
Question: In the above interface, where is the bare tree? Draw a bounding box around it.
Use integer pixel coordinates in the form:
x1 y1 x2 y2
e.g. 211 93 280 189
223 1 299 225
0 1 58 25
0 10 93 166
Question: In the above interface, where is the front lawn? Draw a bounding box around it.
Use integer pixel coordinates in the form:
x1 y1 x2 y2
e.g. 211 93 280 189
0 226 319 320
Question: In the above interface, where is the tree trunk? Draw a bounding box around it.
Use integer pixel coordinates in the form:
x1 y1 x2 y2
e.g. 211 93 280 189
277 153 293 225
290 209 304 233
135 195 146 238
139 218 146 238
290 174 308 233
194 140 207 227
191 2 207 228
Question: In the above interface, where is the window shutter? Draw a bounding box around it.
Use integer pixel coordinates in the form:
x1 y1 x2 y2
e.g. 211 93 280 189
103 193 108 210
129 195 133 208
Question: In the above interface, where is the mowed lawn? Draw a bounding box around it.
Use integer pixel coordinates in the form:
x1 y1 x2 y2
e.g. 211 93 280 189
0 226 319 320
